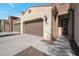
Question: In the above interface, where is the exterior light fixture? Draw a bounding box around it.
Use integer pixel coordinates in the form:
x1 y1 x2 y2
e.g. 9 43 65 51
44 15 47 22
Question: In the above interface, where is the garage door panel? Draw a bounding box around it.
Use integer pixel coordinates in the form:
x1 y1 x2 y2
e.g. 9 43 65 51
25 21 43 36
14 24 20 32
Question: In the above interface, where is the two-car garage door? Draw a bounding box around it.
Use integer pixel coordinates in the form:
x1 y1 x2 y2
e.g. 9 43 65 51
24 19 43 36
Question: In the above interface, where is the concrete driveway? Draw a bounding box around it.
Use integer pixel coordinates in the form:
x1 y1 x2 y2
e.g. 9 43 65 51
0 33 75 56
0 34 44 56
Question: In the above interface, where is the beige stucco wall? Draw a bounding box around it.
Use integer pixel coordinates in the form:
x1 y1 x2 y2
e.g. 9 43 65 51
0 20 4 32
20 6 53 40
20 4 71 40
74 4 79 47
55 4 70 15
5 23 10 32
14 3 71 41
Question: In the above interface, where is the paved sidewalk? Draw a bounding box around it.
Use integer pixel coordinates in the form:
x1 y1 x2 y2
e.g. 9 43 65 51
0 34 75 56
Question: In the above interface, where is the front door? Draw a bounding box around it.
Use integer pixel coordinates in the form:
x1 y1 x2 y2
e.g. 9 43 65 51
61 19 68 35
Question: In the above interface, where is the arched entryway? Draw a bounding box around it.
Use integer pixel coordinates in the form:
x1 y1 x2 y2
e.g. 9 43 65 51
58 14 69 36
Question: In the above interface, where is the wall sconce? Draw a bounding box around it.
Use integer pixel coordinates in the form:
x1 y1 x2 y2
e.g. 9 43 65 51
44 15 47 22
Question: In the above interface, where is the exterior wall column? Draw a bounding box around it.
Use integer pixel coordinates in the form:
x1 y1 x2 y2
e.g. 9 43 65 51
68 9 74 39
52 8 58 39
55 15 58 38
21 21 23 34
43 10 53 41
52 14 55 38
1 20 4 32
8 16 11 32
52 14 58 39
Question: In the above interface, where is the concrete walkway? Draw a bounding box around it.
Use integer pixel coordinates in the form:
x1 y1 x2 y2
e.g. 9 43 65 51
47 36 75 56
0 34 75 56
